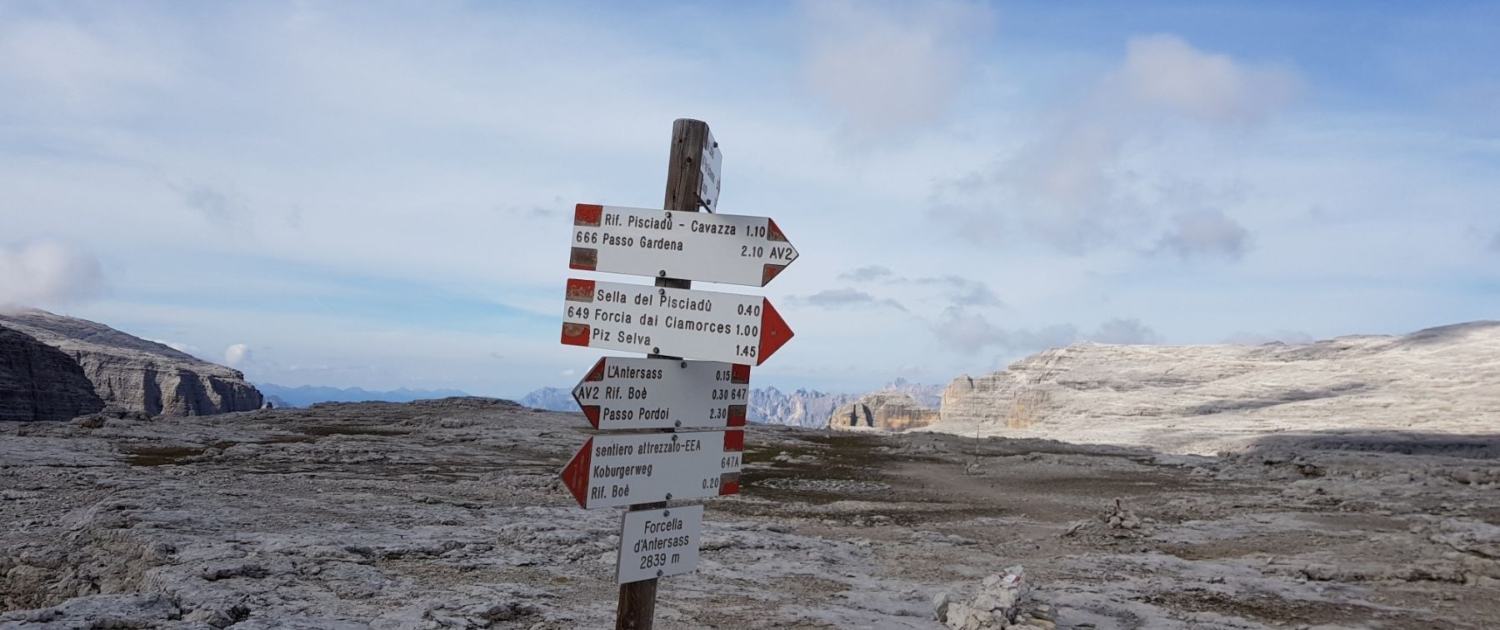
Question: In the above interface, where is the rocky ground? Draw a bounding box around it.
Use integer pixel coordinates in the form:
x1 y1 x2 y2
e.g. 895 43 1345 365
3 398 1499 629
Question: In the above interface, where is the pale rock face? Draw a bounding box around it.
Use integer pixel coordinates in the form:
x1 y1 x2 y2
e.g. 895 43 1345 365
0 326 105 422
750 387 856 427
0 309 262 417
933 321 1500 454
830 392 940 432
518 386 578 412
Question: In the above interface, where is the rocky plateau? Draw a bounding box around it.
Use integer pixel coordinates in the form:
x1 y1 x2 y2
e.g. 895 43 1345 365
934 321 1500 454
4 395 1500 628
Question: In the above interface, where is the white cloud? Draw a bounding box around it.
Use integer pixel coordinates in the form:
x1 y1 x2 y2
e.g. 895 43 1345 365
839 265 893 282
0 240 105 307
1090 318 1164 345
150 339 200 356
1115 34 1300 125
935 34 1299 254
931 308 1162 355
796 287 907 311
224 343 252 367
0 13 176 114
800 0 991 137
1154 209 1251 260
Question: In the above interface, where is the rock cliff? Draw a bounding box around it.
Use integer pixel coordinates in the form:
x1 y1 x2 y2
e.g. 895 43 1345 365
0 309 262 417
933 321 1500 453
518 387 578 412
829 391 940 432
749 387 856 428
0 326 105 422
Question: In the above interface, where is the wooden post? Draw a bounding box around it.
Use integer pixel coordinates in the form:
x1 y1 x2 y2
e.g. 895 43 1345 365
615 118 712 630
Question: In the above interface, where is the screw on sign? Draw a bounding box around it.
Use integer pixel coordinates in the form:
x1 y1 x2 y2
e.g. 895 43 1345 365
554 118 795 630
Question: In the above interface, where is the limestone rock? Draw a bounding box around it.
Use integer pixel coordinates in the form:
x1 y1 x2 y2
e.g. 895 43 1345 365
0 309 262 417
751 386 856 428
933 321 1500 454
0 325 106 422
830 392 940 432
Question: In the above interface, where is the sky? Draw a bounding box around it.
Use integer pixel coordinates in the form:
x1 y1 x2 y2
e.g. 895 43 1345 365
2 0 1498 398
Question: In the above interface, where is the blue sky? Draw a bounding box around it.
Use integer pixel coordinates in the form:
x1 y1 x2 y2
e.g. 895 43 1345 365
2 0 1497 398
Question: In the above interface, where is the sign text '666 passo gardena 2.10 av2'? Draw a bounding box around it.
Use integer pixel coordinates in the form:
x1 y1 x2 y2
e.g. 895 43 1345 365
568 204 797 287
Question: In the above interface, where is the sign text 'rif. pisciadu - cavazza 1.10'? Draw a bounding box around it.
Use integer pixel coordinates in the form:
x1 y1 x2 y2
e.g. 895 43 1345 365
569 204 798 287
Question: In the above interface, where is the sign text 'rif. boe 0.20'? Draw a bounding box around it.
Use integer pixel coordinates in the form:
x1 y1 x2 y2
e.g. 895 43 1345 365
572 357 750 430
617 505 703 585
569 204 798 287
560 430 743 509
560 278 793 366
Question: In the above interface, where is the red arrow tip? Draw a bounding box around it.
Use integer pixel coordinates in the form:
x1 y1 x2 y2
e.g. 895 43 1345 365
560 438 593 508
581 405 601 429
757 299 794 366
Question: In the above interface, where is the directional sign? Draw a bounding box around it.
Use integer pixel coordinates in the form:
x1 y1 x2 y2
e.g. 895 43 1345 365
618 505 703 585
559 430 743 509
573 357 749 430
699 129 721 211
569 204 798 287
560 279 793 365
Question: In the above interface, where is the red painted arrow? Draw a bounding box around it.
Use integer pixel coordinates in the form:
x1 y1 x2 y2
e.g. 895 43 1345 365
560 438 593 508
572 358 607 429
757 299 794 366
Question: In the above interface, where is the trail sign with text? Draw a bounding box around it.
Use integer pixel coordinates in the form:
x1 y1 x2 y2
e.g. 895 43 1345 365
573 357 750 430
552 119 794 629
569 204 798 287
560 278 793 365
618 505 703 585
698 129 721 211
560 430 744 509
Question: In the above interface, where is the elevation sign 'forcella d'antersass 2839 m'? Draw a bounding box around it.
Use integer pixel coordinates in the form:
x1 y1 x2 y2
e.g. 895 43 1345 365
569 204 798 287
560 278 794 366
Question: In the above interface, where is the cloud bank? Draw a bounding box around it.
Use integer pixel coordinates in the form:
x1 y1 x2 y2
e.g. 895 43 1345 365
0 240 105 307
800 0 992 137
935 34 1295 257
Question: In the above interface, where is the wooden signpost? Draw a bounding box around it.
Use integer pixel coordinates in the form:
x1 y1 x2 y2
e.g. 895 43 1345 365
556 119 795 630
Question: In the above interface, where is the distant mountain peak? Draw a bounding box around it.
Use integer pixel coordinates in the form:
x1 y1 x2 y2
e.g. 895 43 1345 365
254 383 470 408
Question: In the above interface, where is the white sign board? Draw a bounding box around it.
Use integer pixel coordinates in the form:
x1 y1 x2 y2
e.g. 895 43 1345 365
560 430 744 509
560 278 793 365
699 130 721 211
617 505 703 584
573 357 749 430
569 204 798 287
